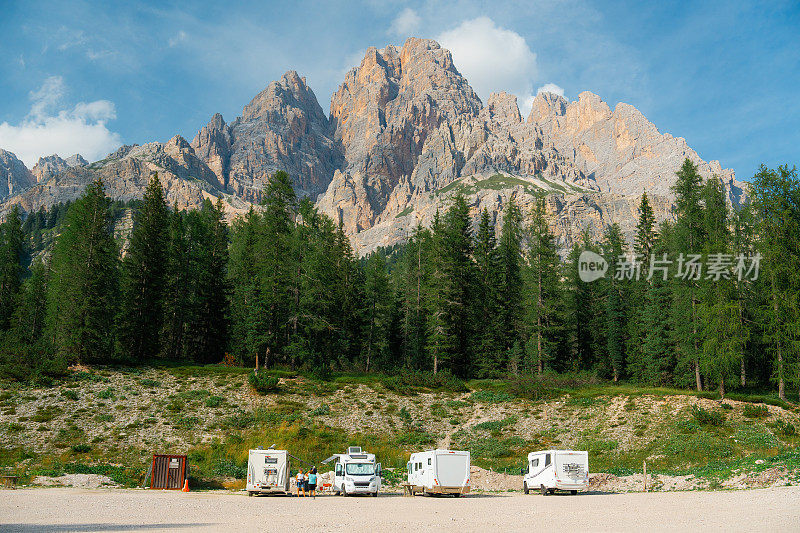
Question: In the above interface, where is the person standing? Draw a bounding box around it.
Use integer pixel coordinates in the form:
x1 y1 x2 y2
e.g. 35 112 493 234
307 467 318 499
296 469 306 497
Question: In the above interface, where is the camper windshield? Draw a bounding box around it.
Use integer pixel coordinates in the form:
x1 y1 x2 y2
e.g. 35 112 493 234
345 463 375 476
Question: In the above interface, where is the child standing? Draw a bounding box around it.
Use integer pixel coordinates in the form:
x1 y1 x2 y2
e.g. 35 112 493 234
295 469 306 497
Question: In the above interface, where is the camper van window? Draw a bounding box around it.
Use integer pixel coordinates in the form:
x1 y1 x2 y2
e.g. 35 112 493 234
545 454 551 467
335 464 342 475
428 458 431 465
345 463 375 476
531 458 539 468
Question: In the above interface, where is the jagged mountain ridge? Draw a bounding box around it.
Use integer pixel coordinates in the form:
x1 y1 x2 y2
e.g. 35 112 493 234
0 37 745 254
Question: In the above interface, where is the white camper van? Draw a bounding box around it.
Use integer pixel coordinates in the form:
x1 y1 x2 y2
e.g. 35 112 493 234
522 449 588 495
322 446 381 497
407 449 470 496
246 448 291 496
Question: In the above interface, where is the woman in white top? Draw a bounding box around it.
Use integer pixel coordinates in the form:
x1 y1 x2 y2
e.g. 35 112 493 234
296 469 306 497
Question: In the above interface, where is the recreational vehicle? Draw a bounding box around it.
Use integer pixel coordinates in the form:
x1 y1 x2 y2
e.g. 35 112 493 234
246 448 291 496
407 449 470 496
522 449 588 495
322 446 381 497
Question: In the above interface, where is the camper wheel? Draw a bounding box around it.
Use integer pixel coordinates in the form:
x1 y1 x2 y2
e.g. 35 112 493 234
523 482 529 495
540 484 547 496
248 491 254 497
372 491 378 497
571 490 578 495
342 486 348 497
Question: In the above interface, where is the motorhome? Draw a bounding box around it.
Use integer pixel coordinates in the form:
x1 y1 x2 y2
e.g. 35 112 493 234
246 448 291 496
322 446 381 497
522 449 588 495
407 449 470 496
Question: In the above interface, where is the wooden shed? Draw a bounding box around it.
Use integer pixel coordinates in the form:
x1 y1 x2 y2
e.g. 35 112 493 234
149 454 188 490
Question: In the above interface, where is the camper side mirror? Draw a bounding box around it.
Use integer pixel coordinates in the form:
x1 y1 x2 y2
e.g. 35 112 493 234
521 467 528 475
377 463 382 477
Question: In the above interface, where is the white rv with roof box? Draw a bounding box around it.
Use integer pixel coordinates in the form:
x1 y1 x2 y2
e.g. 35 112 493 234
522 449 588 495
407 449 470 496
322 446 382 497
246 448 291 496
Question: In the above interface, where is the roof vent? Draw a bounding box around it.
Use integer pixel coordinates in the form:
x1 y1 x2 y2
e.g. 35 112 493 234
348 446 362 454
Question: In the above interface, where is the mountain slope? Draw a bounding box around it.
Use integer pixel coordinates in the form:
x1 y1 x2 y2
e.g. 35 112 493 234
0 38 745 255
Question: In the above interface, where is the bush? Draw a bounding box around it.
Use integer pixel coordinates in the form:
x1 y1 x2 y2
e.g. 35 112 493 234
469 390 513 403
96 388 115 400
311 403 331 416
743 404 770 419
381 371 467 395
61 390 79 401
773 420 796 437
71 444 91 454
205 396 224 408
691 405 725 426
139 378 160 388
249 372 280 394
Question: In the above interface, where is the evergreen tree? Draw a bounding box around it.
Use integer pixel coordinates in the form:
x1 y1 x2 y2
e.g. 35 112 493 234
46 179 119 364
697 178 741 398
637 222 677 384
397 224 431 370
362 253 392 372
118 174 169 362
602 223 628 382
497 199 524 361
627 193 657 379
750 164 800 400
526 198 561 375
161 207 190 360
0 206 24 331
671 158 706 390
473 209 502 375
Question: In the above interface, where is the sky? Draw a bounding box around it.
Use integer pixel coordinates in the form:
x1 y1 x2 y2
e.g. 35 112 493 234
0 0 797 180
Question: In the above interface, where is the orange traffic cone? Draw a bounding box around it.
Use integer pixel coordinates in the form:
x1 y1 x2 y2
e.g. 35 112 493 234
182 479 190 492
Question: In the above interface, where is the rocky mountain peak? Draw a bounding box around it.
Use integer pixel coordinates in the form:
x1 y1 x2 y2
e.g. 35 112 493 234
65 154 88 168
0 149 35 200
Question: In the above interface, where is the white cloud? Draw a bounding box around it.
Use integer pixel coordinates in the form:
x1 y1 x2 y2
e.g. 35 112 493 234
537 83 564 97
389 8 421 37
438 17 537 111
169 30 187 48
0 76 121 167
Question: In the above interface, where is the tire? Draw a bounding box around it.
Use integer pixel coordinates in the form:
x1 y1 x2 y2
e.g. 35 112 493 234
524 482 529 495
571 490 578 495
248 491 254 497
372 491 378 497
342 486 348 497
541 484 547 496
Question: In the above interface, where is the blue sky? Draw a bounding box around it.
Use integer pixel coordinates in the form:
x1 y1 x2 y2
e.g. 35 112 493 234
0 0 797 180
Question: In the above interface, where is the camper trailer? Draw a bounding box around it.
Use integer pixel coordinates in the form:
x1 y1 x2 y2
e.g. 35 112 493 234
407 449 470 496
522 449 588 495
322 446 381 497
246 448 291 496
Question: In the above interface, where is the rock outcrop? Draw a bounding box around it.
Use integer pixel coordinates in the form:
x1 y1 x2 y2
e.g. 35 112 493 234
31 153 88 182
192 71 342 202
0 149 35 200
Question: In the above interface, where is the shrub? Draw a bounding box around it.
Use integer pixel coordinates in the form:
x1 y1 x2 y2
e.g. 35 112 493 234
691 405 725 426
249 372 280 394
71 444 91 453
61 390 79 401
743 404 770 419
311 404 331 416
773 420 796 437
381 371 467 395
96 388 115 400
473 416 517 432
139 378 160 388
205 396 224 408
469 390 513 403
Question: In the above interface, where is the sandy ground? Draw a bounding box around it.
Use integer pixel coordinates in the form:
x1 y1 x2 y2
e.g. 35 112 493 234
2 487 800 532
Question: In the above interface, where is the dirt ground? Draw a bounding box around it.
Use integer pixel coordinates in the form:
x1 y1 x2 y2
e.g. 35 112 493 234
2 486 799 532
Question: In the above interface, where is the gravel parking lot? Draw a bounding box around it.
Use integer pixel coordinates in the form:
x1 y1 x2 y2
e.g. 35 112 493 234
2 486 799 532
